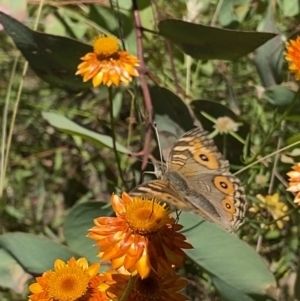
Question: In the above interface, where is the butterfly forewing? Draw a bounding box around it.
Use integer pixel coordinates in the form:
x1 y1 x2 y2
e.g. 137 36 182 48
129 179 194 211
130 127 247 232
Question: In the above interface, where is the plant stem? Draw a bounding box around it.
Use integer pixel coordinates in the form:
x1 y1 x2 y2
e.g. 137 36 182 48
0 0 45 199
108 87 127 190
119 275 137 301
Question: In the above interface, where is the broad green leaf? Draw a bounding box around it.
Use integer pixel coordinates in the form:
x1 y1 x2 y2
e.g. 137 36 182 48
218 0 251 27
0 248 32 293
150 86 193 132
0 11 92 91
212 276 257 301
150 86 194 160
254 4 283 87
42 112 129 154
282 0 300 17
0 233 77 274
63 202 113 263
262 86 295 106
180 213 277 301
158 19 277 60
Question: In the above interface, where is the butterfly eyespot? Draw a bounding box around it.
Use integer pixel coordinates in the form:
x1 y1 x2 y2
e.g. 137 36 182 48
214 176 234 194
191 142 220 170
199 154 209 161
220 181 228 189
222 197 235 219
225 203 231 209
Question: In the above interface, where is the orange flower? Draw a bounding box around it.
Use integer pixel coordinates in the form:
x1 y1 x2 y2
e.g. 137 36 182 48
106 270 189 301
28 257 110 301
88 193 192 279
286 36 300 80
76 35 139 87
287 163 300 204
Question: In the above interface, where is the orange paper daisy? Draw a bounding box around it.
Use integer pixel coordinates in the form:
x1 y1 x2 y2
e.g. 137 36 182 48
287 163 300 204
28 257 110 301
76 35 139 87
106 270 189 301
286 36 300 80
88 193 192 279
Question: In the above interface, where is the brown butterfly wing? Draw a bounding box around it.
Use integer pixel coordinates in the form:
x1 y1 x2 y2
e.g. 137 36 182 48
129 179 211 219
163 127 246 231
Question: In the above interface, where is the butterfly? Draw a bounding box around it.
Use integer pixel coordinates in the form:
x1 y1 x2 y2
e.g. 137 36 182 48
129 127 247 232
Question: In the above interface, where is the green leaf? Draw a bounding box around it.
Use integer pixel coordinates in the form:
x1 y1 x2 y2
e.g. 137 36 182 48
287 133 300 146
262 86 295 106
218 0 251 27
63 202 113 263
0 248 31 293
158 19 277 60
180 213 277 301
282 0 300 17
254 5 283 87
0 233 77 274
0 11 92 91
150 86 194 159
150 86 194 132
42 112 129 154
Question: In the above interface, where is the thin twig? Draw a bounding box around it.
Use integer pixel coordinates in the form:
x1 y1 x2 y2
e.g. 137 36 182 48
126 90 136 150
268 122 284 195
10 147 69 166
0 57 19 197
211 0 224 26
234 140 300 176
0 0 45 199
256 122 284 254
27 0 108 6
132 0 153 170
108 87 128 190
248 88 300 165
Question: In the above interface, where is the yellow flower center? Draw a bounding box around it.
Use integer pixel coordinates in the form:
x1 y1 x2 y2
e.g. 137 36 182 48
124 198 170 234
47 265 90 301
129 276 161 301
93 36 119 57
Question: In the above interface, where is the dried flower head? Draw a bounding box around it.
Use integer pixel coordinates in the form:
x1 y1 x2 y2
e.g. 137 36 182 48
214 116 239 134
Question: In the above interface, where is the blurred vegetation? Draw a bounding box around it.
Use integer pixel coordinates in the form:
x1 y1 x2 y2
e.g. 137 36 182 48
1 0 300 300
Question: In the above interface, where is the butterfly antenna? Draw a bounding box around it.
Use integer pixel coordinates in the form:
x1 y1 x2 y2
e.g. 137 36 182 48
153 122 163 164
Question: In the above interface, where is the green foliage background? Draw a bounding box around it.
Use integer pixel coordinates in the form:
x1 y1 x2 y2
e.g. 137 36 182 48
0 0 300 300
